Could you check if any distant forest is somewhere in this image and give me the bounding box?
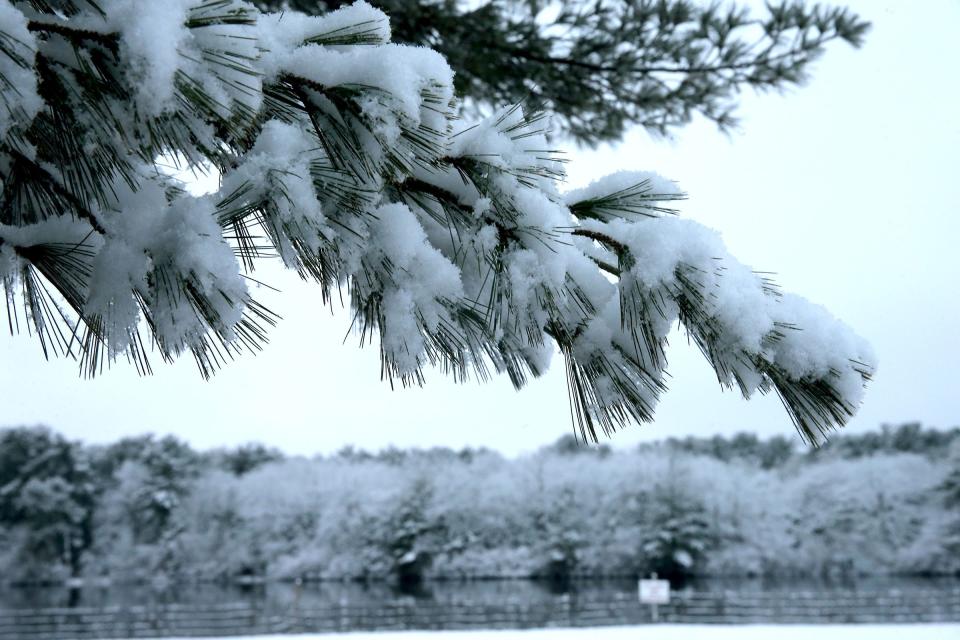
[1,423,958,587]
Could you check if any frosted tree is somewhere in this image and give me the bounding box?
[0,0,874,443]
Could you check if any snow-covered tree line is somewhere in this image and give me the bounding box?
[0,0,874,441]
[2,425,958,584]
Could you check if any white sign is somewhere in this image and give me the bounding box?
[638,579,670,604]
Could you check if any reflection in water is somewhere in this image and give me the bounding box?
[2,575,959,611]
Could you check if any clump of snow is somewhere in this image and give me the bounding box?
[86,232,151,355]
[256,2,453,184]
[257,0,391,80]
[361,202,464,374]
[89,178,246,355]
[147,192,247,350]
[450,106,564,195]
[769,293,877,403]
[0,241,17,279]
[103,0,194,116]
[280,44,453,125]
[597,216,775,358]
[0,215,97,249]
[218,120,331,266]
[100,0,262,119]
[564,170,682,206]
[187,2,265,117]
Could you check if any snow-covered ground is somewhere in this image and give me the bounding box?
[122,624,960,640]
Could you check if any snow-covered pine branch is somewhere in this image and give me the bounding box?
[0,0,874,442]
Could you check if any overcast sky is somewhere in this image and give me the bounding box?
[0,0,956,456]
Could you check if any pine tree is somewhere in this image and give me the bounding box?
[259,0,870,145]
[0,427,97,580]
[0,0,874,443]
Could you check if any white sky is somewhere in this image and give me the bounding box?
[1,0,957,456]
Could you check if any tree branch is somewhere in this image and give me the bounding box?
[497,34,844,76]
[27,20,119,51]
[571,228,627,254]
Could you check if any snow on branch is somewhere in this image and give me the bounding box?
[0,0,874,441]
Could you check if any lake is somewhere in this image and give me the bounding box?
[3,575,960,610]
